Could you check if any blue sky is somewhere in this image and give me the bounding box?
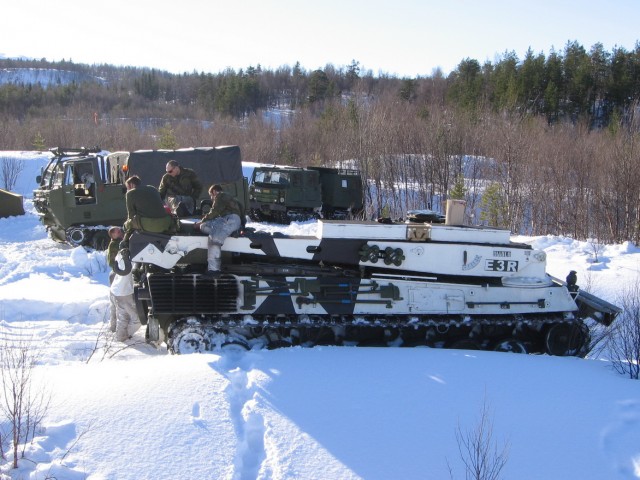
[2,0,638,77]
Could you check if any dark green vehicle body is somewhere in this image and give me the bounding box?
[107,146,248,217]
[309,166,364,220]
[33,147,126,249]
[248,165,364,224]
[33,146,248,249]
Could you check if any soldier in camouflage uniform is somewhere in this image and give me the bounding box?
[158,160,203,216]
[194,184,242,277]
[123,175,173,242]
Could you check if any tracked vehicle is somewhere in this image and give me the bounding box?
[248,165,363,223]
[33,146,247,249]
[123,206,619,356]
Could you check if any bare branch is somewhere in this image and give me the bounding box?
[450,394,509,480]
[0,156,25,191]
[0,332,51,468]
[608,279,640,379]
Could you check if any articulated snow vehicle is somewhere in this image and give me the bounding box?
[33,146,247,249]
[124,216,619,356]
[248,165,364,223]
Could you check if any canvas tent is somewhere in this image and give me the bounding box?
[0,189,25,218]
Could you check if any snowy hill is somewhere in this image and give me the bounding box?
[0,68,105,87]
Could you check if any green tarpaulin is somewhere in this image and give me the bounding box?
[0,188,25,218]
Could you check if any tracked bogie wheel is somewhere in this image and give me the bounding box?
[219,340,250,353]
[544,323,588,357]
[493,338,528,354]
[65,227,87,246]
[169,324,210,354]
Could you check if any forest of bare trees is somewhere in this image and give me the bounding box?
[1,40,640,243]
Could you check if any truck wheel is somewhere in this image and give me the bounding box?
[65,227,86,246]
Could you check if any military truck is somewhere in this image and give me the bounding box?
[33,146,248,249]
[248,164,364,224]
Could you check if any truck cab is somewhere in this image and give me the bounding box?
[249,166,322,223]
[33,147,127,249]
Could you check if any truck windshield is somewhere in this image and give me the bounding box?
[52,165,66,187]
[255,170,290,185]
[40,165,56,188]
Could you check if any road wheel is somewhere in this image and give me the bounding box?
[493,338,527,354]
[545,323,586,356]
[65,227,86,246]
[220,339,250,353]
[171,326,210,354]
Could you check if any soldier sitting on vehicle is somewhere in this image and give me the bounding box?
[158,160,203,217]
[122,175,174,244]
[194,184,243,278]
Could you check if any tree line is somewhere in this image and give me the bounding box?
[3,41,640,124]
[1,40,640,244]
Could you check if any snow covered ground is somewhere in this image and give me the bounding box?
[0,153,639,479]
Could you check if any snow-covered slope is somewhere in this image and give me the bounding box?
[0,68,105,87]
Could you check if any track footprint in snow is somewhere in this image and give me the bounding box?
[14,420,87,478]
[601,399,640,477]
[213,354,267,480]
[235,401,266,480]
[191,401,205,428]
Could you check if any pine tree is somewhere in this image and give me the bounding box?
[399,78,417,102]
[157,125,178,150]
[32,132,46,152]
[346,60,360,88]
[480,182,507,227]
[449,175,466,200]
[308,70,330,103]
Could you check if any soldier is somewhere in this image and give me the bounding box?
[194,184,242,278]
[123,175,173,244]
[158,160,202,216]
[106,226,124,333]
[110,247,142,342]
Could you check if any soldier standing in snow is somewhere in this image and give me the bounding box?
[158,160,202,216]
[106,226,125,333]
[110,248,142,342]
